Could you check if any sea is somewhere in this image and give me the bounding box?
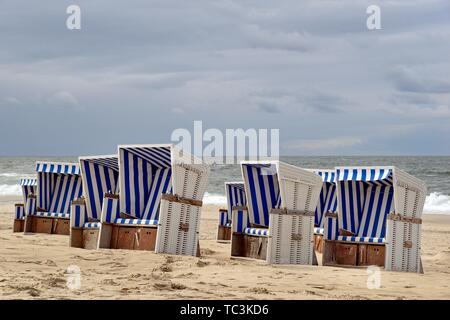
[1,156,449,214]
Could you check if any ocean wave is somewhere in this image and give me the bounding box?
[1,183,449,214]
[0,184,22,196]
[424,192,450,214]
[203,192,227,205]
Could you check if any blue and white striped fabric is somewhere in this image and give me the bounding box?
[36,162,80,175]
[219,209,228,226]
[71,202,87,228]
[337,236,386,244]
[48,175,83,215]
[83,222,101,229]
[80,156,119,220]
[336,167,394,242]
[141,168,172,221]
[114,218,158,226]
[314,227,324,234]
[36,162,82,216]
[33,212,70,219]
[244,227,269,237]
[314,170,337,232]
[20,178,37,207]
[25,196,36,216]
[324,215,339,240]
[232,208,249,233]
[15,205,24,220]
[225,182,246,223]
[101,196,120,224]
[242,163,280,227]
[119,147,172,221]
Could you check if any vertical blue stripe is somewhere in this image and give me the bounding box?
[257,170,269,226]
[123,150,131,214]
[246,165,260,225]
[133,155,140,216]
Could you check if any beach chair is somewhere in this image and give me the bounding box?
[311,170,337,253]
[24,162,82,235]
[231,161,323,265]
[13,178,37,232]
[217,182,247,241]
[70,155,119,249]
[99,144,210,257]
[322,166,426,273]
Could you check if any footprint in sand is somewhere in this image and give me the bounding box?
[248,287,273,295]
[196,260,209,267]
[101,279,119,286]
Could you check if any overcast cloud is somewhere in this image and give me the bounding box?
[0,0,449,156]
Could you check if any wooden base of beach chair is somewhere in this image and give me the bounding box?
[83,229,100,249]
[53,219,70,235]
[323,241,386,267]
[70,228,100,249]
[13,219,24,232]
[70,228,84,248]
[335,243,358,266]
[110,225,157,251]
[34,217,53,234]
[230,233,267,260]
[24,216,34,233]
[358,244,385,266]
[217,225,231,241]
[314,234,324,253]
[98,224,113,249]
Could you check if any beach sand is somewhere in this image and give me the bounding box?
[0,197,449,299]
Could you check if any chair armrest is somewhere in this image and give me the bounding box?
[231,206,249,233]
[70,198,86,228]
[100,193,120,223]
[14,203,24,219]
[25,195,36,216]
[218,209,228,226]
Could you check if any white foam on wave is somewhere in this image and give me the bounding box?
[0,184,22,196]
[203,192,227,205]
[1,182,449,214]
[424,192,450,214]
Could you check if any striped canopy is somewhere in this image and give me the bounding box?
[80,155,119,220]
[120,145,171,168]
[241,163,280,227]
[19,178,37,186]
[36,162,80,175]
[225,182,246,222]
[313,170,337,229]
[19,178,37,206]
[336,167,394,240]
[119,145,172,221]
[36,161,83,215]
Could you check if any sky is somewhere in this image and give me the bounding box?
[0,0,450,156]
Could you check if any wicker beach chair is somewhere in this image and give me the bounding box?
[322,166,426,273]
[13,178,37,232]
[217,182,247,241]
[24,162,82,235]
[70,155,119,249]
[231,161,323,265]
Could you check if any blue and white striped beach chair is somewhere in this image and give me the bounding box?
[231,161,323,265]
[322,166,426,273]
[99,144,210,256]
[24,162,82,235]
[70,155,119,249]
[311,169,337,252]
[217,182,247,241]
[13,178,37,232]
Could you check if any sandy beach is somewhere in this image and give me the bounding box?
[0,196,449,300]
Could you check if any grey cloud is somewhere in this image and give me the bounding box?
[0,0,449,155]
[390,66,450,94]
